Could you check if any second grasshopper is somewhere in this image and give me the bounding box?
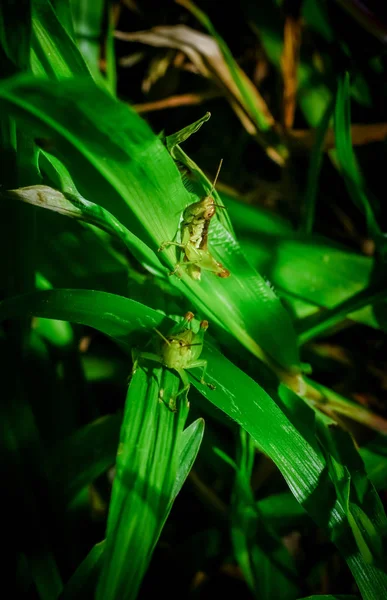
[158,160,230,281]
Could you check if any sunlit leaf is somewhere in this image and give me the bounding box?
[0,73,301,376]
[1,288,387,598]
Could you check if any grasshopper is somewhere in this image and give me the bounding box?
[158,160,230,281]
[132,312,215,409]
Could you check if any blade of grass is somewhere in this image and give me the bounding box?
[69,0,104,77]
[60,410,204,598]
[301,97,335,234]
[96,363,192,600]
[231,429,300,599]
[0,74,301,380]
[3,183,163,275]
[223,191,384,331]
[1,289,387,598]
[316,414,387,565]
[334,72,381,243]
[105,0,117,95]
[176,0,287,165]
[256,492,308,532]
[163,114,300,381]
[165,112,235,235]
[171,417,205,503]
[360,435,387,491]
[31,0,91,78]
[297,285,387,345]
[61,541,105,600]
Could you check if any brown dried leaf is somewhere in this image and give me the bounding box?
[133,89,221,113]
[281,16,302,129]
[288,122,387,151]
[115,25,285,164]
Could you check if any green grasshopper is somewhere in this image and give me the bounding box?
[132,312,215,409]
[158,160,230,281]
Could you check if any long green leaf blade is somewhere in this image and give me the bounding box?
[1,288,386,598]
[96,366,190,600]
[0,73,300,374]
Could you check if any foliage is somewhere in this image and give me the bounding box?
[1,1,387,599]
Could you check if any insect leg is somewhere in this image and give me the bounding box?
[158,241,185,253]
[174,368,191,398]
[188,359,216,390]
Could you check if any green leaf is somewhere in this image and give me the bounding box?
[297,285,387,344]
[231,429,300,599]
[3,182,163,275]
[164,117,300,375]
[1,289,387,598]
[0,73,300,373]
[166,111,211,151]
[105,0,117,95]
[61,541,105,600]
[256,492,308,532]
[360,435,387,491]
[166,117,235,235]
[225,191,385,331]
[31,0,91,78]
[316,419,387,564]
[69,0,105,78]
[96,366,191,600]
[171,417,205,503]
[334,73,381,243]
[302,98,335,234]
[58,412,204,598]
[302,0,334,42]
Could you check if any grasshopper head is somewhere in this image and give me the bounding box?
[201,196,216,220]
[183,196,216,222]
[161,329,195,370]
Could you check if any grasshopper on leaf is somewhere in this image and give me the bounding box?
[159,160,230,281]
[132,312,215,410]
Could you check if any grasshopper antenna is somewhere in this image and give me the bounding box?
[153,328,171,345]
[209,158,223,196]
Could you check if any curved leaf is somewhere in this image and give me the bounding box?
[0,73,300,375]
[1,288,386,598]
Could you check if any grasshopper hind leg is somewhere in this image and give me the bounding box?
[188,359,216,391]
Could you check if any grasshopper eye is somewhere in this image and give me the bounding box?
[203,206,216,219]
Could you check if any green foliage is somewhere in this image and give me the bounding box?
[1,1,387,599]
